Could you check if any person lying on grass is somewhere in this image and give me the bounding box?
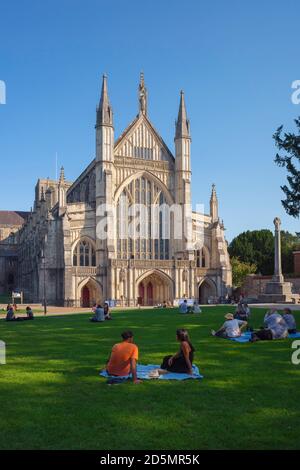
[105,330,141,384]
[211,313,247,339]
[149,329,195,377]
[251,310,288,342]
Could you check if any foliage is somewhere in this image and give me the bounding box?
[229,229,300,275]
[230,256,257,288]
[274,117,300,218]
[228,230,274,275]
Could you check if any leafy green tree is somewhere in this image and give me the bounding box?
[274,117,300,218]
[228,230,274,275]
[231,257,257,288]
[281,231,300,273]
[229,229,300,275]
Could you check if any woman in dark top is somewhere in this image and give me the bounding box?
[150,329,195,377]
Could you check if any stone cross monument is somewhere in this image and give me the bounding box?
[259,217,296,303]
[273,217,284,283]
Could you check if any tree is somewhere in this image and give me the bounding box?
[274,117,300,218]
[229,229,300,275]
[281,231,300,273]
[231,257,257,288]
[228,230,274,275]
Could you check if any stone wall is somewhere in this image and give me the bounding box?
[243,274,300,298]
[294,252,300,275]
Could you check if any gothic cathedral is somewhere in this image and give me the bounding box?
[15,74,232,306]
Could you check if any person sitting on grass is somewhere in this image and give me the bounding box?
[234,303,248,321]
[211,313,247,339]
[25,306,34,320]
[90,304,105,322]
[282,308,297,334]
[192,301,201,314]
[6,306,16,321]
[104,302,112,320]
[179,299,188,314]
[5,306,24,321]
[251,310,288,342]
[149,329,195,377]
[106,331,141,384]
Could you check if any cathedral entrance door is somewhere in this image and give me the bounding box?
[147,282,153,306]
[82,286,90,307]
[137,271,173,306]
[198,278,217,304]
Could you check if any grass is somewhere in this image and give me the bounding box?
[0,306,300,450]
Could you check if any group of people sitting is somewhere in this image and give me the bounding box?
[6,305,34,321]
[104,328,195,383]
[212,308,297,341]
[90,302,112,322]
[179,300,202,314]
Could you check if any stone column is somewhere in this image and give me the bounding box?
[273,217,284,283]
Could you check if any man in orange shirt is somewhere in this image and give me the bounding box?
[106,331,141,384]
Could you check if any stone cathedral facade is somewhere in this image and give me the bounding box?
[14,74,231,307]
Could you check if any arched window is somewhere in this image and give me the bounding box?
[116,175,170,260]
[73,239,96,267]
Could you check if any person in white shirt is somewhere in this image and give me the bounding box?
[192,301,201,314]
[251,310,288,341]
[211,313,247,338]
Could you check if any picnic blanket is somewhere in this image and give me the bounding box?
[99,364,203,381]
[220,331,300,343]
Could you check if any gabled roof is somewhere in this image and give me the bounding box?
[114,113,174,162]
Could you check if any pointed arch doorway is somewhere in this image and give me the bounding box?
[198,278,217,304]
[78,278,102,308]
[82,286,90,307]
[137,271,173,306]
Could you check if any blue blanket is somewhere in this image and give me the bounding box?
[99,364,203,380]
[223,331,300,343]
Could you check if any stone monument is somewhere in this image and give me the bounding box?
[259,217,296,303]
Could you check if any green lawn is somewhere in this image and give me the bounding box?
[0,306,299,450]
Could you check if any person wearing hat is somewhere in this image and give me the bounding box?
[211,313,247,339]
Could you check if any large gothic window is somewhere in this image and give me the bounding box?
[73,239,96,266]
[116,176,170,260]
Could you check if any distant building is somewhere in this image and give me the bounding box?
[0,211,29,295]
[3,75,232,306]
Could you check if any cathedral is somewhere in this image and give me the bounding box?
[2,74,232,307]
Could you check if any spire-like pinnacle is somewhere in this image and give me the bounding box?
[138,71,147,116]
[96,74,113,127]
[59,166,65,185]
[210,183,219,222]
[175,90,190,139]
[40,187,45,202]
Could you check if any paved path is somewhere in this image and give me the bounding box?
[1,302,300,319]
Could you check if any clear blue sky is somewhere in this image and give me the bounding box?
[0,0,299,241]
